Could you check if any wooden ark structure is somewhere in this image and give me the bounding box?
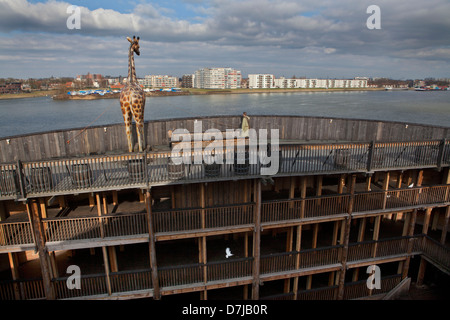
[0,115,449,300]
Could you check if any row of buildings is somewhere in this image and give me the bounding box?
[180,69,368,90]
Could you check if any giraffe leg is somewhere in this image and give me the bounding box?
[121,102,133,152]
[131,93,146,152]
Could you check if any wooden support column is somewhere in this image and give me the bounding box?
[199,183,207,300]
[337,174,356,300]
[365,174,372,191]
[299,176,307,219]
[101,246,112,296]
[416,258,427,286]
[352,217,367,281]
[416,208,432,285]
[284,226,293,293]
[329,221,340,286]
[243,232,249,300]
[402,210,417,279]
[395,172,404,221]
[382,171,390,216]
[146,190,160,300]
[306,224,319,289]
[29,200,55,300]
[89,193,95,207]
[441,206,450,245]
[8,252,22,300]
[372,216,381,257]
[252,179,261,300]
[108,246,118,273]
[292,225,302,299]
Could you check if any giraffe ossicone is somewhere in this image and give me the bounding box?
[120,35,146,153]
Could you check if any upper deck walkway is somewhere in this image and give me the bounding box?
[1,137,449,201]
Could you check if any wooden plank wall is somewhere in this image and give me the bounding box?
[0,115,448,163]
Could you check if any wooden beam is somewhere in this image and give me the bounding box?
[146,190,161,300]
[252,179,261,300]
[8,252,21,299]
[337,174,356,300]
[402,210,417,279]
[101,246,112,296]
[441,206,450,245]
[29,200,55,300]
[108,246,118,273]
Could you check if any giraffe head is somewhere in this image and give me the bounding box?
[127,35,140,56]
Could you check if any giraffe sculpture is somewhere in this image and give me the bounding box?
[120,36,146,152]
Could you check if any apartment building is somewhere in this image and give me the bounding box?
[274,77,368,89]
[194,68,242,89]
[248,74,275,89]
[142,75,179,88]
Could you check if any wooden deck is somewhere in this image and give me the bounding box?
[1,139,449,201]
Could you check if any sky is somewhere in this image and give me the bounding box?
[0,0,449,80]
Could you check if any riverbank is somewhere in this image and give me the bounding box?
[1,87,386,100]
[0,90,59,100]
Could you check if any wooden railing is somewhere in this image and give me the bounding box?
[1,139,448,201]
[0,221,34,246]
[264,275,402,300]
[260,245,342,275]
[53,273,108,299]
[261,195,350,223]
[153,203,254,234]
[343,274,402,300]
[347,236,412,263]
[416,235,450,272]
[1,236,447,300]
[158,257,253,289]
[1,185,449,249]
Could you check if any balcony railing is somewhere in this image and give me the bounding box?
[1,185,449,248]
[1,139,448,201]
[3,235,443,300]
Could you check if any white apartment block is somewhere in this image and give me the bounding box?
[194,68,242,89]
[274,77,368,89]
[143,75,179,88]
[248,74,275,89]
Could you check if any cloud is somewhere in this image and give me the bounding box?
[0,0,449,78]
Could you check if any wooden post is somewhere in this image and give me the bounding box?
[402,210,417,279]
[292,225,302,299]
[145,190,160,300]
[416,258,427,287]
[8,252,22,300]
[337,174,356,300]
[300,177,307,219]
[284,226,293,293]
[108,246,118,273]
[372,216,381,257]
[352,217,367,281]
[101,246,112,296]
[29,200,55,300]
[306,224,318,289]
[199,183,207,300]
[243,232,249,300]
[252,179,261,300]
[441,206,450,245]
[329,221,340,286]
[382,172,390,217]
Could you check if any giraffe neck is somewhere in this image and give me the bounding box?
[128,48,137,84]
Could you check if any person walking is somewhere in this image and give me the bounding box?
[240,112,250,137]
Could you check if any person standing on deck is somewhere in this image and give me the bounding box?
[240,112,250,137]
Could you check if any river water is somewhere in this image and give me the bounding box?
[0,90,449,138]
